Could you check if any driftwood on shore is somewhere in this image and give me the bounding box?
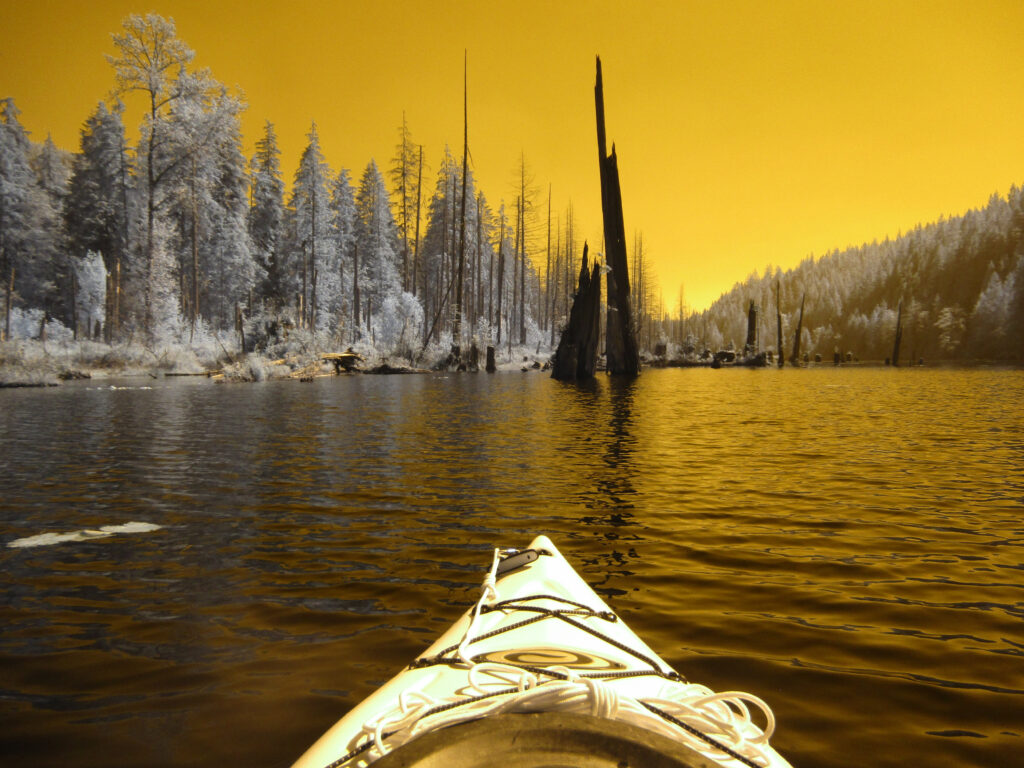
[551,243,601,380]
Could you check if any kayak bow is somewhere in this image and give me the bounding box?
[292,536,791,768]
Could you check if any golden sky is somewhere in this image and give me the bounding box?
[3,0,1024,311]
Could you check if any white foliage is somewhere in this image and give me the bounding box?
[75,251,107,333]
[372,291,423,356]
[5,307,73,342]
[972,270,1015,340]
[149,218,183,345]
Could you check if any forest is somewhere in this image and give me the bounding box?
[684,188,1024,363]
[2,13,1022,379]
[0,14,586,377]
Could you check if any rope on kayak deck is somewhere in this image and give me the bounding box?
[324,548,779,768]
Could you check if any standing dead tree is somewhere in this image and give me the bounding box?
[775,280,784,368]
[595,56,640,376]
[744,300,758,356]
[551,242,601,380]
[790,292,806,365]
[454,52,469,350]
[892,299,904,367]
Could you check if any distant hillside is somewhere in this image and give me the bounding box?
[697,186,1024,362]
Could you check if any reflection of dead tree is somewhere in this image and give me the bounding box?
[595,57,640,376]
[551,243,601,380]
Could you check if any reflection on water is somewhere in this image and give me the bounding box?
[1,368,1023,768]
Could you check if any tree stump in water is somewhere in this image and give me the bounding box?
[552,243,601,381]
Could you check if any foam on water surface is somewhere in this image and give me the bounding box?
[8,522,163,549]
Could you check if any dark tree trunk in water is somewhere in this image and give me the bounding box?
[892,299,903,367]
[775,281,784,368]
[552,243,601,381]
[595,57,640,376]
[485,345,496,373]
[790,292,806,365]
[745,299,758,355]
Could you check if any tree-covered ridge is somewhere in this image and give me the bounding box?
[698,187,1024,362]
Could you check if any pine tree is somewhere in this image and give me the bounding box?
[330,168,357,339]
[249,120,285,308]
[389,114,419,293]
[287,123,335,332]
[0,98,61,328]
[107,12,195,339]
[64,101,131,337]
[163,70,254,332]
[354,159,400,331]
[419,147,458,338]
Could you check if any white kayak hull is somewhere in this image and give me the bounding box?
[292,536,791,768]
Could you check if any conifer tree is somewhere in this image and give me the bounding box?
[287,123,335,332]
[64,101,131,337]
[355,159,400,330]
[389,115,419,293]
[249,120,285,308]
[164,70,254,332]
[107,12,195,339]
[330,168,357,338]
[0,98,61,328]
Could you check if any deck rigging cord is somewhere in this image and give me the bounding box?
[324,548,778,768]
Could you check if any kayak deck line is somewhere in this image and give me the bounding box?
[293,537,791,768]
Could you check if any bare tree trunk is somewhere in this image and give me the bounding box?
[104,268,113,343]
[595,57,640,376]
[519,177,527,346]
[488,215,494,332]
[71,266,78,340]
[550,222,560,348]
[235,302,245,352]
[545,185,551,336]
[790,292,806,364]
[353,243,360,340]
[401,114,409,293]
[144,96,157,341]
[310,264,318,333]
[892,299,904,367]
[745,300,758,355]
[511,197,519,346]
[300,241,307,330]
[190,163,199,342]
[475,190,483,331]
[496,214,505,344]
[115,258,121,338]
[117,127,129,339]
[552,243,601,380]
[412,144,423,298]
[454,53,469,348]
[311,178,318,330]
[775,280,784,368]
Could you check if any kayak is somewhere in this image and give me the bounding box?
[291,536,792,768]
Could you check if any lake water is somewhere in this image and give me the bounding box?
[1,366,1022,767]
